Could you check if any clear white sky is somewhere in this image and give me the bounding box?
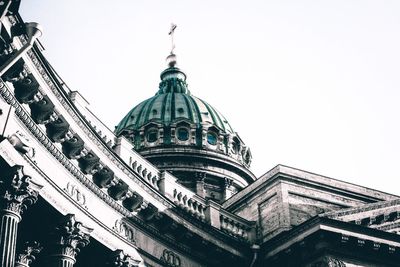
[20,1,400,195]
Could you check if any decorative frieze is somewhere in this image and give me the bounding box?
[113,219,136,244]
[0,81,133,217]
[23,50,169,205]
[8,130,35,158]
[160,249,181,267]
[64,182,87,209]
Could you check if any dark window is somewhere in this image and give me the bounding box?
[177,127,189,141]
[207,132,217,145]
[232,140,240,154]
[146,129,158,143]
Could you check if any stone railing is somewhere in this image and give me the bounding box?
[130,159,160,190]
[219,209,256,241]
[69,92,162,192]
[159,172,206,221]
[111,135,161,191]
[158,172,255,241]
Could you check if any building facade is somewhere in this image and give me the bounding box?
[0,2,400,267]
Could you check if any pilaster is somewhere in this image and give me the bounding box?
[205,200,221,229]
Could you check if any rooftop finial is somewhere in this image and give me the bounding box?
[166,23,178,67]
[168,23,177,55]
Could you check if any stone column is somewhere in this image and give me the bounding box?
[47,214,92,267]
[0,165,41,267]
[15,241,42,267]
[107,249,140,267]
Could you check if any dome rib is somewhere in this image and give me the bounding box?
[115,65,236,136]
[182,93,198,124]
[171,92,176,121]
[160,92,168,123]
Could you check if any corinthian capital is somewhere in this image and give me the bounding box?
[15,241,42,267]
[311,256,346,267]
[54,214,92,257]
[0,165,42,216]
[108,250,140,267]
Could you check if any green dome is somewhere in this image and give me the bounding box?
[115,67,233,135]
[114,54,254,202]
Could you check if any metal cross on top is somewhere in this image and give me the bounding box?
[169,23,177,54]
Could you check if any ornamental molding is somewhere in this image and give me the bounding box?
[113,219,136,244]
[29,49,174,207]
[24,48,172,208]
[8,130,36,159]
[322,198,400,219]
[160,249,181,267]
[125,215,195,256]
[64,182,87,209]
[0,81,132,217]
[0,139,17,165]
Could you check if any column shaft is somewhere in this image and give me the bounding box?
[47,252,76,267]
[0,208,21,267]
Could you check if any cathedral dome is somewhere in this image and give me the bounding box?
[115,54,255,202]
[115,67,234,142]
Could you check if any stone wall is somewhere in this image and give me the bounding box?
[225,165,399,243]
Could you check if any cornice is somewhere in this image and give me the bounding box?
[21,154,140,250]
[25,46,173,209]
[261,215,400,259]
[224,169,393,212]
[141,147,255,178]
[0,81,132,217]
[322,198,400,219]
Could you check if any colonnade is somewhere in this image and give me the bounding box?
[0,164,140,267]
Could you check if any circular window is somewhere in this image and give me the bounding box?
[146,129,158,143]
[207,132,218,145]
[177,127,189,141]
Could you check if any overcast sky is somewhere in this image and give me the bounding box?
[20,1,400,195]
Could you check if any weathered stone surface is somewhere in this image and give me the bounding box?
[226,165,399,242]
